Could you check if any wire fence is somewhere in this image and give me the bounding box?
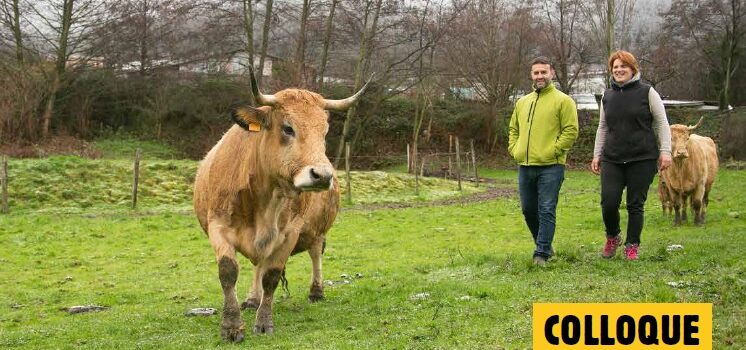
[0,139,480,212]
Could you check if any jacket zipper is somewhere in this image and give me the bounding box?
[526,93,540,164]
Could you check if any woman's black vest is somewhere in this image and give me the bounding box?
[601,80,659,163]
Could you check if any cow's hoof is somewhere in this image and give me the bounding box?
[241,298,260,310]
[253,323,274,335]
[221,322,245,342]
[308,293,325,303]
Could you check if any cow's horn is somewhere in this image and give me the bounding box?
[323,73,375,111]
[249,65,277,106]
[688,116,704,131]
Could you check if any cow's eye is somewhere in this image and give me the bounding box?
[282,125,295,137]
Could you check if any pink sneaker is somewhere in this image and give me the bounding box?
[602,235,621,258]
[624,244,639,260]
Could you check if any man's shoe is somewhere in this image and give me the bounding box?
[624,243,639,261]
[602,235,622,258]
[533,256,547,266]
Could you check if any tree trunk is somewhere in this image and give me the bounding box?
[41,75,60,139]
[605,0,614,88]
[10,0,24,65]
[295,0,312,86]
[243,0,254,60]
[719,0,742,111]
[41,0,74,139]
[333,0,382,169]
[139,0,149,76]
[317,0,339,92]
[257,0,274,86]
[411,5,430,170]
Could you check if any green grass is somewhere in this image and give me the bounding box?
[93,136,187,160]
[1,157,478,214]
[0,158,744,349]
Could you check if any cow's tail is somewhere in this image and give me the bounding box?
[280,268,290,297]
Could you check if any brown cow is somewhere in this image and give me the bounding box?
[193,68,369,341]
[660,117,718,226]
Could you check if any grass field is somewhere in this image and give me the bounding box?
[0,155,744,349]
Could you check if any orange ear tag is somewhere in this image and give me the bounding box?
[248,122,262,132]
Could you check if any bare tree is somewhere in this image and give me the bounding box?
[333,0,382,168]
[257,0,273,86]
[317,0,339,92]
[28,0,105,138]
[437,0,540,150]
[242,0,254,61]
[294,0,312,86]
[713,0,745,109]
[659,0,745,109]
[540,0,590,93]
[0,0,24,65]
[580,0,637,78]
[99,1,211,72]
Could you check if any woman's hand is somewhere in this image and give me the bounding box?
[591,157,601,175]
[659,152,672,171]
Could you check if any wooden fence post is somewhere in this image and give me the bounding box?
[470,139,479,187]
[455,137,462,191]
[419,154,426,177]
[448,135,453,178]
[132,149,141,209]
[465,151,471,179]
[414,147,420,196]
[345,143,352,204]
[406,143,410,173]
[1,156,8,214]
[420,156,426,184]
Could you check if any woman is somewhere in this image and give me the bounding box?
[591,50,672,260]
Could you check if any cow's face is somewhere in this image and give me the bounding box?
[670,117,703,160]
[233,91,334,192]
[670,125,692,160]
[234,67,369,192]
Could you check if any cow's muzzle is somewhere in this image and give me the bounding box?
[294,164,334,191]
[674,149,689,159]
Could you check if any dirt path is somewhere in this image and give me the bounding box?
[345,185,515,211]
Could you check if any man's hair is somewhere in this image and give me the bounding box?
[530,56,553,68]
[607,50,639,76]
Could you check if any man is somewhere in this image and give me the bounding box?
[508,56,579,266]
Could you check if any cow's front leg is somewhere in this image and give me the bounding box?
[672,194,683,226]
[308,238,325,302]
[217,254,244,342]
[254,266,282,334]
[692,187,706,225]
[253,218,303,334]
[209,217,245,342]
[242,266,262,310]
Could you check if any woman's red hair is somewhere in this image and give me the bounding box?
[608,50,639,76]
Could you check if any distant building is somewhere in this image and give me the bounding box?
[179,51,273,77]
[119,51,274,78]
[65,55,105,69]
[570,64,606,95]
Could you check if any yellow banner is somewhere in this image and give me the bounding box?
[533,303,712,349]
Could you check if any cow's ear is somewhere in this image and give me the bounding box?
[232,105,269,132]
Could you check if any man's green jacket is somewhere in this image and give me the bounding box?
[508,82,579,166]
